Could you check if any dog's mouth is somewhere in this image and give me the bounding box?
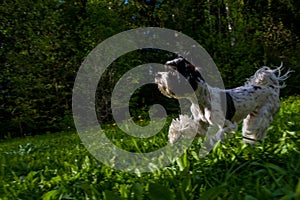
[165,64,179,75]
[158,85,176,98]
[155,62,197,98]
[154,71,178,98]
[166,64,176,70]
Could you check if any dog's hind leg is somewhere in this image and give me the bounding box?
[242,102,279,144]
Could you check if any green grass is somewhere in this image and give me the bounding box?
[0,96,299,200]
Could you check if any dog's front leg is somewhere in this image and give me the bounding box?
[168,117,183,144]
[168,115,199,144]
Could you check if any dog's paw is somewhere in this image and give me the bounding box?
[168,115,198,144]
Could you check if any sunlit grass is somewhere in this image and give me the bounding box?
[0,96,299,199]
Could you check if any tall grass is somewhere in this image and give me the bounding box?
[0,96,299,200]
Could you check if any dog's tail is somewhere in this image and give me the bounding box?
[245,63,294,88]
[271,63,294,88]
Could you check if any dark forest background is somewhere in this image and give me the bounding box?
[1,0,299,138]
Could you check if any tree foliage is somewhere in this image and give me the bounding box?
[0,0,299,138]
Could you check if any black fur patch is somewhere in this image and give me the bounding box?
[253,86,261,90]
[225,92,236,121]
[166,56,204,91]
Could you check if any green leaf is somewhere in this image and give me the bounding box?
[264,163,287,175]
[42,190,60,200]
[176,153,189,171]
[244,194,258,200]
[191,151,200,161]
[148,183,174,200]
[132,182,143,200]
[295,179,300,199]
[200,184,226,200]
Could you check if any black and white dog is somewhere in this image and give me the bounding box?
[155,56,292,145]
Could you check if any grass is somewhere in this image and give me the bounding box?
[0,96,299,200]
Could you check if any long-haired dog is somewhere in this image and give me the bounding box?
[155,57,292,145]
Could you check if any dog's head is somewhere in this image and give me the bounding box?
[155,56,204,98]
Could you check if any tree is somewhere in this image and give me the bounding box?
[0,0,126,137]
[0,0,299,138]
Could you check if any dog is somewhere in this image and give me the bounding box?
[155,56,292,145]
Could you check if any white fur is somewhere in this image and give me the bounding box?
[155,60,292,145]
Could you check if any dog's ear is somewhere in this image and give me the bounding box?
[186,63,196,71]
[187,63,204,82]
[194,69,205,82]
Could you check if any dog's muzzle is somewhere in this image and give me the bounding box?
[155,72,177,98]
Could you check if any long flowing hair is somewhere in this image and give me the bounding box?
[245,63,293,89]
